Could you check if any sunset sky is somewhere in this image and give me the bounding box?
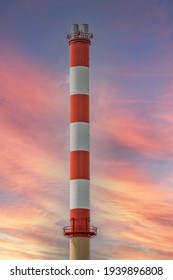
[0,0,173,260]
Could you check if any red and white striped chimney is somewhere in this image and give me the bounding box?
[63,24,97,260]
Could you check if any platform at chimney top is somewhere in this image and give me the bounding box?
[67,23,93,40]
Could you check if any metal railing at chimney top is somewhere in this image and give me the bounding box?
[67,32,93,39]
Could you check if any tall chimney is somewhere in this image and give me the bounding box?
[63,24,97,260]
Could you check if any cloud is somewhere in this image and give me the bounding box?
[89,75,173,259]
[91,174,173,259]
[0,45,69,259]
[1,30,173,260]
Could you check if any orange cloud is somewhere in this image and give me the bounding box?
[89,80,173,259]
[91,174,173,259]
[1,44,173,260]
[0,45,69,259]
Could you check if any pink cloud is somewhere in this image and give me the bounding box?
[91,80,173,161]
[89,78,173,259]
[1,42,173,260]
[92,173,173,259]
[0,45,69,259]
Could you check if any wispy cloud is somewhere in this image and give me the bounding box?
[1,0,173,260]
[0,45,69,259]
[90,74,173,259]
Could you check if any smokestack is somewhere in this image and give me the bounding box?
[63,24,97,260]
